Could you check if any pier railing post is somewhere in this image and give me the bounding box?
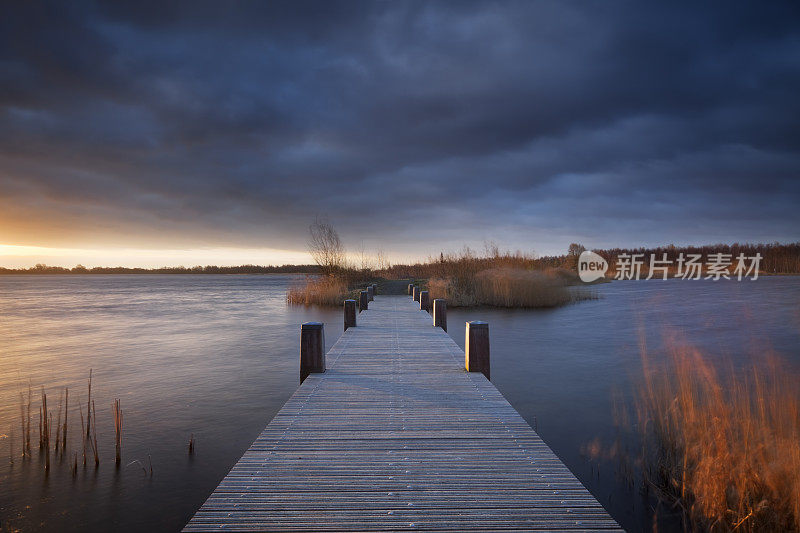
[367,285,374,302]
[419,290,430,313]
[433,299,447,331]
[371,283,378,296]
[413,286,420,302]
[407,283,414,295]
[359,290,369,312]
[300,322,325,383]
[465,321,490,380]
[343,299,356,331]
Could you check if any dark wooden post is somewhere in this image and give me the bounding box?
[300,322,325,383]
[367,285,374,302]
[433,299,447,331]
[413,286,420,302]
[343,299,356,331]
[407,283,414,295]
[371,283,378,296]
[465,321,490,380]
[419,290,430,313]
[359,290,369,312]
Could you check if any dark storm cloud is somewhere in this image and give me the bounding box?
[1,0,799,255]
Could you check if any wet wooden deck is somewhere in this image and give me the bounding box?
[184,295,620,531]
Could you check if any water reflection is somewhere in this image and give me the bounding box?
[1,275,798,532]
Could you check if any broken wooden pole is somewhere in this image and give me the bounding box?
[343,299,356,331]
[419,290,430,313]
[465,321,490,380]
[300,322,325,383]
[433,299,447,331]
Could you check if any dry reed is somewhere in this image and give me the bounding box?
[86,369,92,438]
[427,268,596,308]
[19,392,26,458]
[55,389,62,453]
[25,384,31,453]
[113,398,123,466]
[287,275,349,306]
[91,399,99,466]
[62,387,68,451]
[637,342,800,531]
[79,400,87,465]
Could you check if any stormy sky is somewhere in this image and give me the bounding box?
[2,1,799,266]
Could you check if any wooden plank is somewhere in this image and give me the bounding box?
[184,296,620,532]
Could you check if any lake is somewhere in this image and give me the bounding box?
[1,275,798,532]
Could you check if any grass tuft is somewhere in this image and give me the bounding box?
[637,342,800,531]
[287,276,349,306]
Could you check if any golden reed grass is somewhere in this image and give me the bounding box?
[287,275,349,306]
[427,268,597,308]
[637,339,800,531]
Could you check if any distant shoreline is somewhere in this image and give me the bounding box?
[0,265,321,275]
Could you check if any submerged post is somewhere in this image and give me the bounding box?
[465,321,490,380]
[300,322,325,383]
[359,290,369,312]
[433,299,447,331]
[367,285,374,302]
[413,286,420,302]
[407,283,414,295]
[343,299,356,331]
[419,290,430,313]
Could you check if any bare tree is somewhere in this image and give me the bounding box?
[356,241,373,272]
[375,249,390,271]
[567,243,586,256]
[308,216,345,275]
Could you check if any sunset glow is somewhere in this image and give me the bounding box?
[0,244,312,269]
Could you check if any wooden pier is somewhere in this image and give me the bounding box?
[184,294,621,531]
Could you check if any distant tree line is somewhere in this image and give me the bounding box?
[537,242,800,275]
[380,241,800,280]
[0,264,322,275]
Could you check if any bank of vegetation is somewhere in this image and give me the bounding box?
[640,348,800,531]
[585,341,800,531]
[286,219,594,308]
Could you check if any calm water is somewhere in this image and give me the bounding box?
[1,275,798,532]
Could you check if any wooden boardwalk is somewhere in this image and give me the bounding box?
[184,295,621,532]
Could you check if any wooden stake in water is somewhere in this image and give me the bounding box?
[112,398,123,467]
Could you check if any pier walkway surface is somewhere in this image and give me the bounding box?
[184,295,621,532]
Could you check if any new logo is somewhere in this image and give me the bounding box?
[578,250,608,282]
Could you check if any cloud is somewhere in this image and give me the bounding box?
[1,0,799,259]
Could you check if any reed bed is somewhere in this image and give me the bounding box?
[637,343,800,531]
[6,369,167,479]
[286,275,349,306]
[427,268,597,308]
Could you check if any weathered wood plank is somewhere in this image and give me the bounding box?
[184,295,620,532]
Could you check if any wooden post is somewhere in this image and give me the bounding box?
[359,290,369,312]
[343,299,356,331]
[419,290,430,313]
[367,285,374,302]
[412,286,420,302]
[433,299,447,332]
[465,321,490,380]
[300,322,325,383]
[407,283,414,295]
[371,283,378,296]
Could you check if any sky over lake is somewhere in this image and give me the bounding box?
[2,1,799,266]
